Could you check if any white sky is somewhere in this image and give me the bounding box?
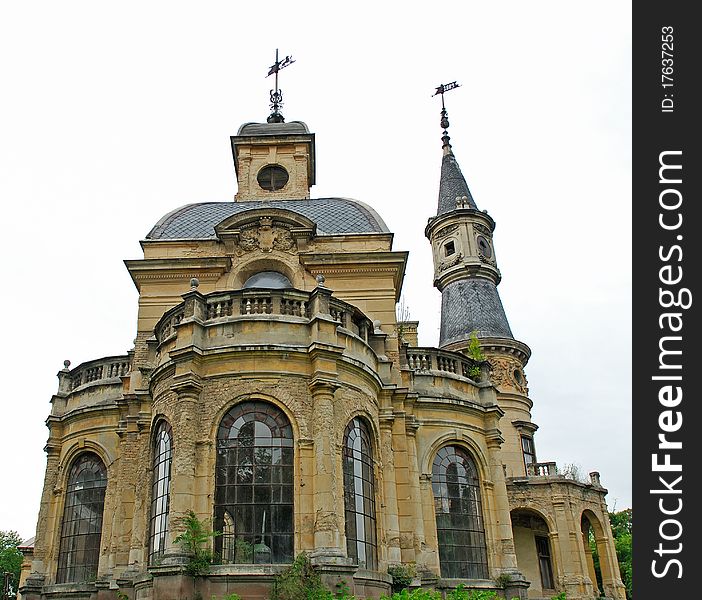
[0,2,631,539]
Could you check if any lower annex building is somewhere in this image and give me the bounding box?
[19,99,626,600]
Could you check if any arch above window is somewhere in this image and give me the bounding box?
[242,271,293,289]
[432,445,488,579]
[56,453,107,583]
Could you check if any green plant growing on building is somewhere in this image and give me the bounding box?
[174,511,220,577]
[465,330,486,379]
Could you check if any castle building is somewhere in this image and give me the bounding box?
[20,92,626,600]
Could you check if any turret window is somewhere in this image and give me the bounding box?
[444,241,456,257]
[432,445,488,579]
[257,165,289,191]
[476,235,492,259]
[522,436,537,473]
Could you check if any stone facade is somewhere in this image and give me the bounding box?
[20,115,625,600]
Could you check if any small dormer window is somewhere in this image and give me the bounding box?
[257,165,289,191]
[444,241,456,257]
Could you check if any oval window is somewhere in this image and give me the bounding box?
[476,235,492,258]
[257,165,289,191]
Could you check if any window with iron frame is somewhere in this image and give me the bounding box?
[149,420,173,564]
[342,417,378,570]
[432,445,488,579]
[214,401,294,564]
[56,453,107,583]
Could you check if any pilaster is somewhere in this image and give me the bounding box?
[308,379,347,563]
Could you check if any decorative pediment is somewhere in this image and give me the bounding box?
[214,208,317,255]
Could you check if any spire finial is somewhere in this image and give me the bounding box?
[433,81,460,150]
[266,49,295,123]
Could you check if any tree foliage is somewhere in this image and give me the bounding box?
[0,531,23,599]
[590,509,632,600]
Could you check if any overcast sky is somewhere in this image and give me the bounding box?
[0,2,631,539]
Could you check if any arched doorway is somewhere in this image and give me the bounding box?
[510,509,557,598]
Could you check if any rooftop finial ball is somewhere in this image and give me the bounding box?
[190,277,200,288]
[64,360,71,369]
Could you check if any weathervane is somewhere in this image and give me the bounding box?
[266,49,295,123]
[432,81,460,147]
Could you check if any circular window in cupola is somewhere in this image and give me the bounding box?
[476,235,493,259]
[257,164,289,191]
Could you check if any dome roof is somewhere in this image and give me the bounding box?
[146,198,390,240]
[236,121,310,136]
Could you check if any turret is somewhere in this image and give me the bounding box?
[425,88,536,478]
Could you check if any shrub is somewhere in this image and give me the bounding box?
[387,563,416,593]
[270,553,328,600]
[447,587,498,600]
[380,589,441,600]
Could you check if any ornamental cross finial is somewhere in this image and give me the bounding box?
[432,81,460,148]
[266,49,295,123]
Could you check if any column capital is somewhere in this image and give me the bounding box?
[171,374,203,399]
[308,377,340,396]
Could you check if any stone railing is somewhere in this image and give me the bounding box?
[156,305,185,343]
[69,355,132,390]
[526,461,558,477]
[155,288,375,345]
[405,347,480,381]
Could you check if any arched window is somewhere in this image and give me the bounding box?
[214,401,294,564]
[342,417,377,570]
[56,453,107,583]
[242,271,292,289]
[149,420,173,564]
[432,446,488,579]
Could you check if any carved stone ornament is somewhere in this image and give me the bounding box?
[214,208,316,256]
[235,219,297,256]
[473,222,491,236]
[438,252,463,272]
[435,223,460,239]
[489,356,528,393]
[478,250,496,265]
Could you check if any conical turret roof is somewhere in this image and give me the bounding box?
[437,148,477,215]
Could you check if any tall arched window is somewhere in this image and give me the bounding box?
[149,420,173,564]
[432,446,488,579]
[56,453,107,583]
[342,417,377,570]
[214,401,294,564]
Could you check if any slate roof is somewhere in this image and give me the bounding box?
[439,278,513,346]
[437,150,477,215]
[146,198,390,240]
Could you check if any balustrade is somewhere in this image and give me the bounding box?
[527,461,558,477]
[70,357,132,390]
[406,347,479,382]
